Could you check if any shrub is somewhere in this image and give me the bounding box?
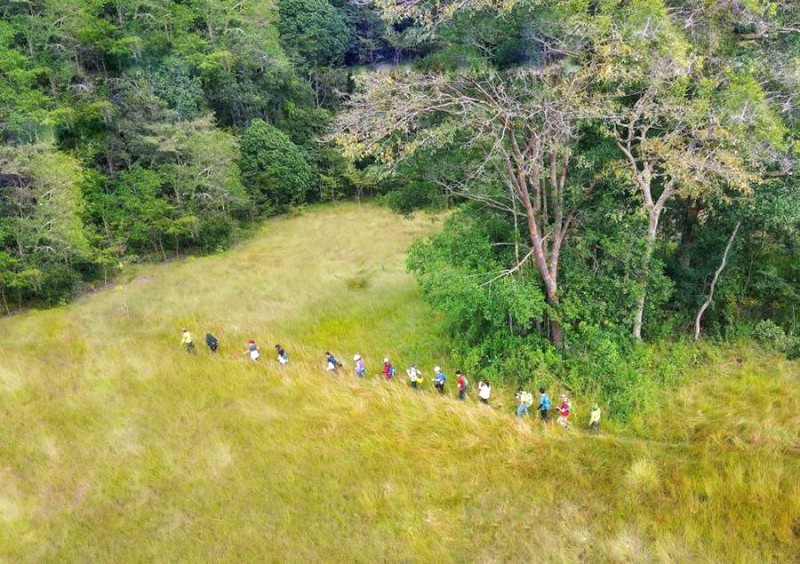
[752,319,787,349]
[785,337,800,360]
[39,263,82,306]
[196,213,236,253]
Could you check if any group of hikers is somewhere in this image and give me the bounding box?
[180,329,602,433]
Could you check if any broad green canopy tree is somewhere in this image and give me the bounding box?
[277,0,350,67]
[239,119,315,211]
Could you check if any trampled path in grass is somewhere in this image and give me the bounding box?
[0,204,798,561]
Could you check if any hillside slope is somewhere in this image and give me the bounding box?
[0,204,798,562]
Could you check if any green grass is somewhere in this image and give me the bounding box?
[0,203,798,561]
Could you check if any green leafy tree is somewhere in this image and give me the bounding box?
[277,0,350,67]
[358,0,793,343]
[0,21,53,143]
[0,144,93,304]
[239,119,315,211]
[596,1,787,338]
[141,115,248,215]
[0,0,387,310]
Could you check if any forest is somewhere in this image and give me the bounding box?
[1,1,798,399]
[0,0,403,307]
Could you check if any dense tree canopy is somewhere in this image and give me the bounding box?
[0,0,410,306]
[336,0,799,401]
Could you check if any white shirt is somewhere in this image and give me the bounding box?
[478,383,491,400]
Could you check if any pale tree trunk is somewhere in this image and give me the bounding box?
[694,221,740,342]
[633,210,659,339]
[632,178,675,340]
[521,185,564,346]
[1,290,9,315]
[513,147,579,347]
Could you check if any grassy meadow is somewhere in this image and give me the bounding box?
[0,203,798,562]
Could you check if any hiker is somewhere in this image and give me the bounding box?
[383,358,396,381]
[325,351,342,373]
[353,355,366,378]
[538,387,551,423]
[407,365,423,389]
[245,339,260,362]
[589,404,601,434]
[205,332,218,353]
[275,344,288,365]
[433,366,446,394]
[180,329,195,354]
[558,394,571,429]
[456,370,468,400]
[478,380,491,405]
[515,387,533,417]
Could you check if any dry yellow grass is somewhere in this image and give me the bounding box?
[0,203,798,562]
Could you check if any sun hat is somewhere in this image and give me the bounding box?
[353,354,361,361]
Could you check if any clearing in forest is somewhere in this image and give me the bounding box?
[0,204,797,561]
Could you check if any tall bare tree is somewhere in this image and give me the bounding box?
[337,67,596,345]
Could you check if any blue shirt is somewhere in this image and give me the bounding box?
[539,393,551,410]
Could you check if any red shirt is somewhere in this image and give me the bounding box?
[457,375,466,391]
[559,401,570,417]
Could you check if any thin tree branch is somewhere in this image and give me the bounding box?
[694,220,741,342]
